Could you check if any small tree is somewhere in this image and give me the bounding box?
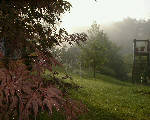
[80,23,108,78]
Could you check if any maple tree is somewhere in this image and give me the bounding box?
[0,0,87,120]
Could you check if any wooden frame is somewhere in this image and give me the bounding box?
[132,39,150,83]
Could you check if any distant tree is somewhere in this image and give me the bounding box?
[55,22,130,80]
[80,23,108,78]
[52,44,82,73]
[103,43,129,80]
[79,22,129,79]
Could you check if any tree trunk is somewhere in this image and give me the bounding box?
[93,47,96,78]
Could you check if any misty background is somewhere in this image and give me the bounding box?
[55,0,150,81]
[71,18,150,55]
[61,0,150,55]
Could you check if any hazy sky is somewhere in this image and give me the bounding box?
[61,0,150,32]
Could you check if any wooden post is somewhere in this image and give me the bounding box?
[147,40,150,65]
[132,39,135,83]
[132,39,150,84]
[133,39,136,63]
[147,40,150,82]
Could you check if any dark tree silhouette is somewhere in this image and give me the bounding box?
[0,0,87,120]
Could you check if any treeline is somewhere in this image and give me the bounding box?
[53,18,150,81]
[104,17,150,55]
[53,23,131,80]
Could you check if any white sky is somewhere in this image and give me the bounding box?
[61,0,150,33]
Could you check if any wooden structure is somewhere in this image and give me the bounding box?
[132,39,150,83]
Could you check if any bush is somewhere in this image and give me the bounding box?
[99,66,116,77]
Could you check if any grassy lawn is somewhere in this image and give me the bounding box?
[67,74,150,120]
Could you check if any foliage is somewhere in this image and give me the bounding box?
[102,43,129,80]
[100,66,116,77]
[55,22,130,80]
[103,18,150,80]
[0,0,87,58]
[0,58,86,120]
[53,45,81,72]
[0,0,87,120]
[80,23,108,77]
[79,23,129,79]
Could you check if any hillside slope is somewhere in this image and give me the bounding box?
[70,74,150,120]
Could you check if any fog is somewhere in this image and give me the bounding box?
[64,18,150,55]
[62,0,150,32]
[61,0,150,55]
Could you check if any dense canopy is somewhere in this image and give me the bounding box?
[0,1,87,120]
[0,0,86,59]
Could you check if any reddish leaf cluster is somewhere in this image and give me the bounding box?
[0,0,88,119]
[0,58,86,120]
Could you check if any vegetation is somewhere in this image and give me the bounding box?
[40,72,150,120]
[80,23,108,78]
[0,0,87,120]
[55,23,130,80]
[0,0,150,120]
[68,74,150,120]
[104,17,150,55]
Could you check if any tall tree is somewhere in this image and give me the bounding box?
[0,0,87,120]
[80,23,108,78]
[0,0,86,59]
[79,23,129,79]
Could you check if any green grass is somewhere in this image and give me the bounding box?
[67,74,150,120]
[42,71,150,120]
